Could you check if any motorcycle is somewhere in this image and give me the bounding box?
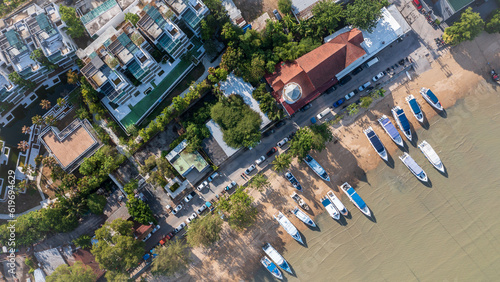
[492,69,500,85]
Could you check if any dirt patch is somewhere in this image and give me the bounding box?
[40,166,61,199]
[234,0,279,22]
[0,186,42,214]
[133,123,180,165]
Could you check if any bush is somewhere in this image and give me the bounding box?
[346,103,360,115]
[87,194,106,215]
[169,182,180,192]
[486,9,500,34]
[360,96,373,108]
[73,235,92,249]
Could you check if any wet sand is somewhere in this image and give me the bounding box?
[162,33,500,282]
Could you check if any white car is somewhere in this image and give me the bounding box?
[184,191,196,203]
[197,205,207,214]
[358,81,372,91]
[174,222,186,233]
[172,204,182,215]
[345,91,356,100]
[197,180,208,191]
[226,181,237,190]
[372,72,385,82]
[255,155,266,165]
[277,137,289,147]
[245,165,256,175]
[186,213,198,223]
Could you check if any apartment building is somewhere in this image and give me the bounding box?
[164,0,209,36]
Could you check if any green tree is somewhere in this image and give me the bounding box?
[30,49,44,62]
[218,188,258,230]
[8,71,34,88]
[44,115,57,126]
[312,0,345,37]
[87,194,106,215]
[272,153,292,173]
[278,0,292,14]
[59,6,86,38]
[126,198,156,225]
[346,103,360,115]
[67,70,79,84]
[248,173,270,191]
[186,214,223,247]
[220,46,243,71]
[56,98,66,107]
[124,12,140,26]
[60,173,77,191]
[360,96,373,108]
[486,10,500,33]
[72,235,92,249]
[289,125,331,159]
[152,240,190,276]
[443,7,484,45]
[123,180,138,195]
[346,0,383,32]
[46,261,96,282]
[92,219,144,277]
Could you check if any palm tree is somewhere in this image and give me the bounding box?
[272,152,292,173]
[42,156,57,169]
[21,125,32,134]
[56,98,66,107]
[17,141,29,152]
[32,115,44,126]
[40,99,51,109]
[44,115,57,126]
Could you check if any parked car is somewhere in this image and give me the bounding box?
[152,224,161,233]
[263,129,275,137]
[317,108,331,120]
[277,137,289,147]
[266,147,278,157]
[299,104,312,112]
[184,191,196,203]
[142,233,152,242]
[245,165,256,175]
[338,75,352,85]
[255,155,266,165]
[159,232,174,245]
[197,180,208,191]
[207,172,219,182]
[358,81,371,91]
[197,205,207,214]
[366,86,375,92]
[275,121,286,128]
[325,85,337,94]
[172,204,183,215]
[288,131,296,140]
[345,91,356,100]
[273,9,282,21]
[187,213,198,223]
[372,72,385,82]
[333,98,345,108]
[226,181,237,191]
[174,222,186,233]
[352,66,363,75]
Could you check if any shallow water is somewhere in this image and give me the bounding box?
[254,81,500,281]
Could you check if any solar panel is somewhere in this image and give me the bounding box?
[409,99,421,114]
[397,109,410,131]
[381,118,399,139]
[426,89,439,104]
[368,132,384,153]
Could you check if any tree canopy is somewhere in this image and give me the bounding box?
[217,188,258,230]
[272,152,292,173]
[125,12,140,26]
[486,9,500,34]
[152,240,191,276]
[278,0,292,14]
[46,261,96,282]
[59,6,86,38]
[443,7,484,45]
[288,124,333,159]
[211,95,262,148]
[346,0,384,32]
[248,173,271,191]
[126,197,156,225]
[312,0,345,37]
[186,214,223,247]
[92,219,144,279]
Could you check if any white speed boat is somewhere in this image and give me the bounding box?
[399,152,428,182]
[418,140,445,172]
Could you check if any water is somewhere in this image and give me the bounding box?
[254,82,500,281]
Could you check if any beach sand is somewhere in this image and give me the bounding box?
[154,33,500,282]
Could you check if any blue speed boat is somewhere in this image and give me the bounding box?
[261,256,283,280]
[399,152,428,182]
[263,243,293,274]
[291,206,316,227]
[378,115,404,147]
[420,88,443,111]
[274,211,303,244]
[391,106,412,141]
[340,182,371,217]
[303,154,330,181]
[406,95,424,123]
[285,171,302,191]
[364,126,387,161]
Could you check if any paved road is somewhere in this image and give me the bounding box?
[142,1,445,251]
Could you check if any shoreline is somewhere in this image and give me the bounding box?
[173,33,500,282]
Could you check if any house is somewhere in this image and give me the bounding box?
[133,222,154,241]
[265,29,366,116]
[70,249,106,281]
[222,0,247,28]
[34,248,67,276]
[0,4,77,103]
[291,0,337,21]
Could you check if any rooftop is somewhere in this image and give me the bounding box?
[205,119,239,157]
[166,139,208,176]
[291,0,339,20]
[34,248,67,276]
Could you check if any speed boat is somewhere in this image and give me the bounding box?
[392,106,412,141]
[363,126,388,161]
[406,95,424,123]
[263,243,292,274]
[399,152,428,182]
[291,206,316,227]
[303,154,330,181]
[378,115,404,147]
[261,256,283,280]
[285,171,302,191]
[340,183,371,217]
[420,88,443,111]
[418,140,445,172]
[274,212,303,244]
[320,194,340,220]
[327,191,349,216]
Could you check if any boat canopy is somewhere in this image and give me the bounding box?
[264,244,284,265]
[305,155,327,175]
[421,144,440,164]
[409,98,421,114]
[403,155,424,175]
[321,198,332,207]
[396,109,411,131]
[277,213,298,235]
[426,89,439,104]
[367,130,384,153]
[381,117,400,140]
[347,187,367,209]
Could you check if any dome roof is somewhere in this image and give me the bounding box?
[282,83,302,104]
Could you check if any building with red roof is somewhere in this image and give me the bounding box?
[265,28,366,116]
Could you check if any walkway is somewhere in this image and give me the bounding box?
[179,54,223,98]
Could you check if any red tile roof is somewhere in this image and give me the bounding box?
[72,249,106,281]
[265,29,366,115]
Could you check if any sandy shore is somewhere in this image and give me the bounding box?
[156,33,500,282]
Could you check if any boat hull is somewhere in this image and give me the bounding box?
[391,108,412,141]
[292,207,317,228]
